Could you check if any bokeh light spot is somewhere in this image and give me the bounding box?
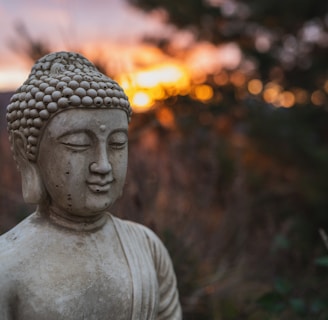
[263,82,283,106]
[193,84,214,101]
[294,88,309,104]
[156,107,175,129]
[230,71,246,87]
[248,79,263,95]
[324,80,328,94]
[311,90,326,106]
[213,71,229,86]
[279,91,295,108]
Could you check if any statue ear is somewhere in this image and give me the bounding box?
[12,131,46,204]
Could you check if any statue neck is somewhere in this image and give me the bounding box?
[41,205,109,232]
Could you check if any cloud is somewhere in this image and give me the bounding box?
[0,0,171,90]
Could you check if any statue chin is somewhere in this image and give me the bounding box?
[51,197,115,218]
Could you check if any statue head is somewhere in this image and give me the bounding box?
[6,52,132,216]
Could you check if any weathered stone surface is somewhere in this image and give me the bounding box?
[0,52,182,319]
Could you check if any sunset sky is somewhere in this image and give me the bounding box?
[0,0,244,111]
[0,0,173,90]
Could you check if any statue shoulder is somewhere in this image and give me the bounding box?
[0,212,43,269]
[111,216,166,253]
[0,212,38,242]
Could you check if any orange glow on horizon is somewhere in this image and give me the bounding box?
[117,62,191,112]
[0,69,29,91]
[0,35,246,115]
[0,40,243,114]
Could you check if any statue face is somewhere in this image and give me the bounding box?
[37,108,128,216]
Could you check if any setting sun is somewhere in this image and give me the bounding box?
[117,62,191,112]
[131,92,153,112]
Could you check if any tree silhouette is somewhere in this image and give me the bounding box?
[8,22,51,62]
[129,0,328,91]
[127,1,328,319]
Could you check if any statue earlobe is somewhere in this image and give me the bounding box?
[12,131,46,204]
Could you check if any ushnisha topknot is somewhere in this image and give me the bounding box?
[6,51,132,161]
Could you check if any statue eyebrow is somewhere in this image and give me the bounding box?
[56,128,128,140]
[109,129,128,136]
[57,129,89,140]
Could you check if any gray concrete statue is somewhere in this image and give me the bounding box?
[0,51,182,319]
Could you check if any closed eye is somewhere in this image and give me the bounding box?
[58,132,92,151]
[109,141,127,150]
[108,131,128,150]
[61,142,91,151]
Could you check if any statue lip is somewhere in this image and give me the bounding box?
[86,179,114,192]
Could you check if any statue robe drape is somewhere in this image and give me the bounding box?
[112,217,182,320]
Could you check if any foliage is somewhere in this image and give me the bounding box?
[257,274,328,319]
[128,0,328,96]
[122,1,328,318]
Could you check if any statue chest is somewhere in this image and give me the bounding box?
[13,232,134,319]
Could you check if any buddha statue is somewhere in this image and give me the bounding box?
[0,51,182,319]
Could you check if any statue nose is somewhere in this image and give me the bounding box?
[89,146,112,174]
